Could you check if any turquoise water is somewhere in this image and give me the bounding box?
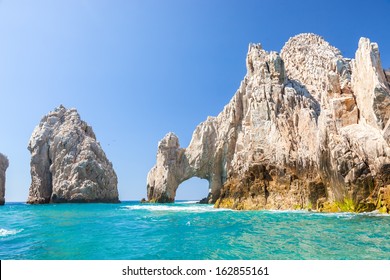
[1,201,390,260]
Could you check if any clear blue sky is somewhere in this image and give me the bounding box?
[1,0,389,202]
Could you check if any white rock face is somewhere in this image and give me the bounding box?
[352,38,390,131]
[147,34,390,212]
[0,153,9,205]
[27,106,119,204]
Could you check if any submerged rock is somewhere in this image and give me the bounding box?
[198,197,209,204]
[147,33,390,212]
[0,153,9,205]
[27,105,119,204]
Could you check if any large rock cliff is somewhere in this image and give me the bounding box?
[27,106,119,204]
[147,34,390,212]
[0,153,9,205]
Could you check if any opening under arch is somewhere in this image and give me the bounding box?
[175,177,209,202]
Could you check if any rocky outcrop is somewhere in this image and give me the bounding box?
[147,33,390,212]
[27,105,119,204]
[0,153,9,205]
[352,38,390,132]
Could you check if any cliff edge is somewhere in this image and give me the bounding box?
[27,106,119,204]
[147,34,390,212]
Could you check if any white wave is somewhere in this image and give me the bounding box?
[0,228,23,237]
[357,211,390,217]
[176,201,200,204]
[308,211,390,218]
[267,209,309,214]
[122,204,231,212]
[308,211,353,216]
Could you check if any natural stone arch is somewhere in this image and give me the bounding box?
[146,128,234,203]
[146,46,286,204]
[147,34,390,212]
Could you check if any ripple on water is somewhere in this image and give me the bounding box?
[1,202,390,259]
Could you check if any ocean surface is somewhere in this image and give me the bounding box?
[1,201,390,260]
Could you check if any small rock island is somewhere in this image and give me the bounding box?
[27,105,119,204]
[0,153,9,205]
[147,33,390,212]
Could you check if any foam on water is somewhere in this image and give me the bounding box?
[267,209,308,214]
[0,228,23,237]
[176,201,200,204]
[122,204,232,212]
[264,209,390,218]
[307,211,390,218]
[357,211,390,217]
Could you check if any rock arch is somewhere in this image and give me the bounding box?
[147,34,390,211]
[146,129,230,203]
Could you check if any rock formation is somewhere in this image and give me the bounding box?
[0,153,9,205]
[27,105,119,204]
[147,33,390,212]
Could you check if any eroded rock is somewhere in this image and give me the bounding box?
[352,38,390,130]
[0,153,9,205]
[147,33,390,212]
[27,105,119,204]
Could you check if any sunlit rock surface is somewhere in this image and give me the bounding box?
[27,106,119,204]
[147,34,390,212]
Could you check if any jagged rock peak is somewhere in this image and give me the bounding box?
[147,132,184,203]
[159,132,180,149]
[147,33,390,213]
[281,33,344,61]
[281,33,352,101]
[352,37,390,131]
[0,153,9,205]
[282,33,341,53]
[27,105,119,204]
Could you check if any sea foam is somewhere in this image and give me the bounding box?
[122,204,231,213]
[0,228,23,237]
[176,201,201,204]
